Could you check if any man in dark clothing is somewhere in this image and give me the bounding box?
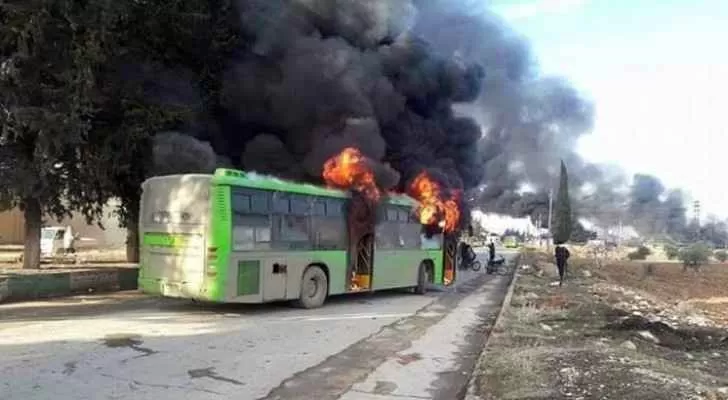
[460,242,476,268]
[554,243,570,285]
[487,241,496,264]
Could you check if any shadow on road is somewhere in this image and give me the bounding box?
[0,250,513,323]
[0,288,431,323]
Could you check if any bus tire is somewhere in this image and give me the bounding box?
[415,262,430,295]
[294,266,328,309]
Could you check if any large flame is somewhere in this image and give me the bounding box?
[322,147,380,200]
[408,171,461,232]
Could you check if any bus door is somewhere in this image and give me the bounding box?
[443,234,457,285]
[346,194,375,291]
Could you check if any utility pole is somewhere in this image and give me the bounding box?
[617,218,623,248]
[693,200,701,242]
[693,200,701,226]
[547,188,553,250]
[547,188,553,232]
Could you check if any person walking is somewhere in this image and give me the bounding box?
[459,241,476,269]
[487,240,496,264]
[554,243,570,285]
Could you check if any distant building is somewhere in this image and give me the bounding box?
[0,199,126,248]
[471,210,640,244]
[471,210,540,236]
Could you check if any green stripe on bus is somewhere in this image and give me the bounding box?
[143,232,201,248]
[209,184,232,301]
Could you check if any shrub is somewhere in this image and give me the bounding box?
[664,245,679,260]
[678,243,712,268]
[715,250,728,263]
[637,246,651,257]
[627,245,651,261]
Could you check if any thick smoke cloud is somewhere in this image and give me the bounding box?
[406,1,690,235]
[195,0,487,229]
[148,0,690,236]
[151,132,218,177]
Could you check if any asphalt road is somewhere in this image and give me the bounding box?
[0,249,517,400]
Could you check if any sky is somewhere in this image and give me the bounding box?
[488,0,728,218]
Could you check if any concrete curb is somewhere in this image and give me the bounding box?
[463,256,521,400]
[0,266,138,303]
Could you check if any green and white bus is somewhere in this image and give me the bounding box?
[138,168,455,308]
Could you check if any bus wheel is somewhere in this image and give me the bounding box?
[294,266,328,309]
[415,262,430,295]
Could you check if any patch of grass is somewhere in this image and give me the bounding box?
[478,345,556,399]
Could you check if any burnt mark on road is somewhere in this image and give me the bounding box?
[258,272,494,400]
[102,334,158,358]
[62,361,77,376]
[372,380,398,395]
[188,367,245,386]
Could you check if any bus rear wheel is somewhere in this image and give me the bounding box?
[294,266,328,309]
[415,262,430,295]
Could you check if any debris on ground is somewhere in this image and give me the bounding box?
[472,251,728,400]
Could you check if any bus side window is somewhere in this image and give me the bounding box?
[250,192,270,214]
[326,199,343,217]
[290,195,310,216]
[312,200,326,217]
[272,193,290,214]
[277,214,312,250]
[232,214,271,251]
[375,207,401,249]
[398,209,409,222]
[232,193,251,213]
[396,207,419,248]
[311,198,346,250]
[386,208,398,222]
[231,189,271,251]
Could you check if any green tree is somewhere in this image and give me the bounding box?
[0,1,112,268]
[679,242,712,270]
[627,245,651,261]
[552,160,572,244]
[82,0,239,262]
[664,244,680,260]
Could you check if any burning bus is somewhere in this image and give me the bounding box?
[137,148,461,309]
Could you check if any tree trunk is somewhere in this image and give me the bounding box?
[125,204,140,263]
[22,197,42,270]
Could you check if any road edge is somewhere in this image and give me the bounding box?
[0,266,138,303]
[463,255,521,400]
[259,269,493,400]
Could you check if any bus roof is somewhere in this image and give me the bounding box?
[208,168,418,207]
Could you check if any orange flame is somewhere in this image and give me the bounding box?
[444,268,454,286]
[408,172,461,232]
[322,147,380,200]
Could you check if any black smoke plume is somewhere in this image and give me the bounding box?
[146,0,690,236]
[157,0,489,230]
[410,1,692,236]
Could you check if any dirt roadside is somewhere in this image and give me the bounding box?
[471,252,728,400]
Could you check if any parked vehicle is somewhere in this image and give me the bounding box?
[503,235,519,248]
[17,226,80,263]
